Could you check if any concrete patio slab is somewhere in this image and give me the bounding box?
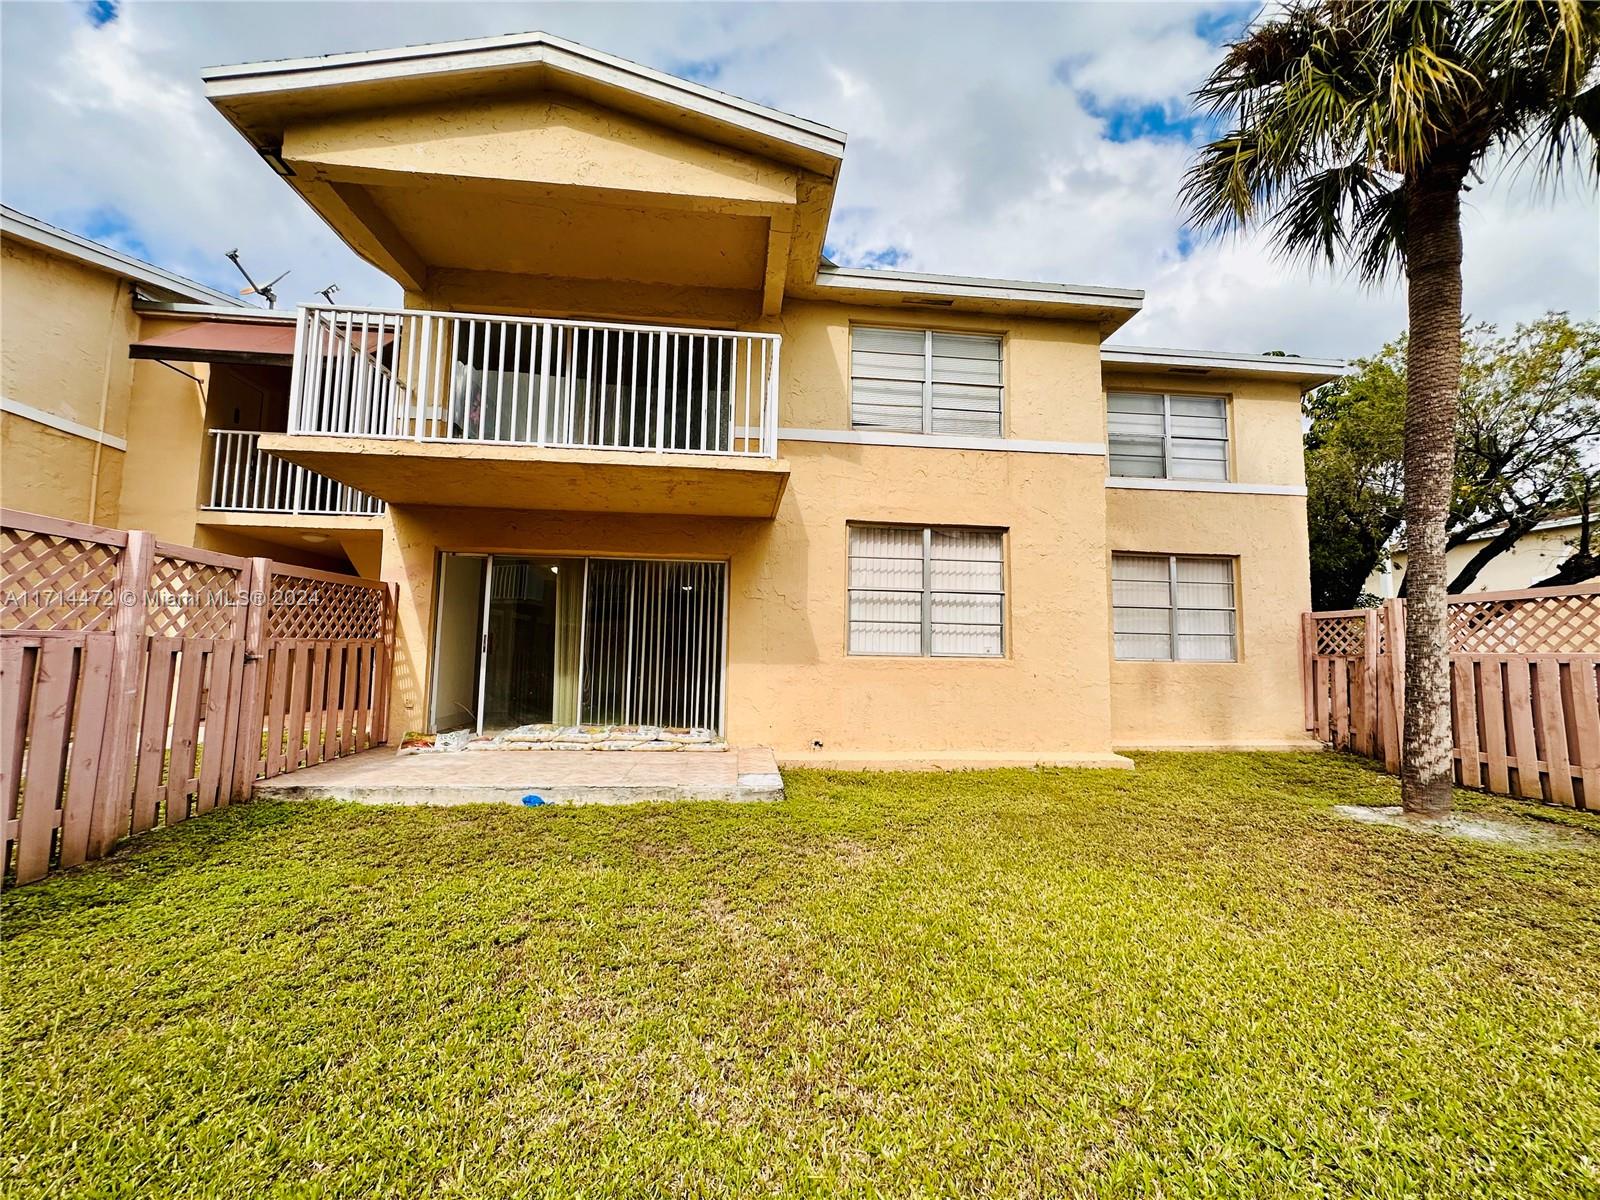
[254,746,784,807]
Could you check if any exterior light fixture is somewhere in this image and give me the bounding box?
[259,147,295,177]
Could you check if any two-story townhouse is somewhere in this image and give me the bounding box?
[4,32,1342,767]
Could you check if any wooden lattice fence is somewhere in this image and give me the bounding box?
[2,508,395,885]
[1303,583,1600,808]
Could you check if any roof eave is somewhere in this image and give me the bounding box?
[133,300,296,323]
[203,31,847,176]
[1103,345,1346,387]
[808,266,1145,329]
[1,205,244,307]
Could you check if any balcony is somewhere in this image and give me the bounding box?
[258,306,789,517]
[205,430,385,516]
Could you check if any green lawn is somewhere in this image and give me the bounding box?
[3,754,1597,1199]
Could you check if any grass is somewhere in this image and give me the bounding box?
[3,753,1598,1199]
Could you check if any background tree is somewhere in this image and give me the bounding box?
[1181,2,1600,816]
[1304,348,1406,609]
[1306,314,1600,607]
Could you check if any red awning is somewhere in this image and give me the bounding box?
[130,319,298,366]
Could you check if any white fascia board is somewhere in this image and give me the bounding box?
[1,205,244,307]
[203,31,846,169]
[1103,344,1346,384]
[132,301,295,323]
[815,266,1144,311]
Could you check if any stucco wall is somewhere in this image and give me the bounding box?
[0,415,122,525]
[1100,370,1313,747]
[0,236,139,524]
[381,445,1117,765]
[116,316,213,543]
[1104,489,1314,749]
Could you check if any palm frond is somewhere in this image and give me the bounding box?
[1349,182,1407,284]
[1178,0,1600,278]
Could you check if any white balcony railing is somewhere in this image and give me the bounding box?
[205,430,385,516]
[288,305,781,458]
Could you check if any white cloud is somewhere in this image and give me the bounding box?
[1,0,1593,362]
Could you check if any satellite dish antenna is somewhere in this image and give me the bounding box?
[224,248,289,308]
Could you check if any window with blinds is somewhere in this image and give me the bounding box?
[1112,554,1237,661]
[850,327,1004,436]
[848,525,1005,656]
[1107,392,1229,480]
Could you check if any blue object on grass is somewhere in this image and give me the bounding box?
[521,794,545,807]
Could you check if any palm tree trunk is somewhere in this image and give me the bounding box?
[1400,167,1466,815]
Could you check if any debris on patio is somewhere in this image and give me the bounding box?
[398,724,724,756]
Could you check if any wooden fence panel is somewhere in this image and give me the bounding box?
[2,509,395,886]
[1305,584,1600,809]
[57,635,114,869]
[251,563,394,784]
[1,634,118,885]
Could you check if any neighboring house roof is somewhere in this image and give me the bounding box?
[203,30,847,176]
[0,204,244,307]
[1389,512,1586,560]
[1102,345,1346,386]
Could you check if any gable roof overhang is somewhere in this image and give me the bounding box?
[203,32,846,315]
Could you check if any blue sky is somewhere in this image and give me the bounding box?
[2,1,1594,358]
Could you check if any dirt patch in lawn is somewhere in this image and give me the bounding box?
[1334,804,1598,850]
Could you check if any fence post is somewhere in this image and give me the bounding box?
[1300,612,1316,733]
[231,557,272,802]
[1361,608,1380,757]
[87,529,154,858]
[372,582,398,745]
[1384,598,1405,772]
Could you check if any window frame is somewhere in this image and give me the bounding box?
[847,523,1007,659]
[849,325,1006,437]
[1111,552,1239,662]
[1106,390,1231,481]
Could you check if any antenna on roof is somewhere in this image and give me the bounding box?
[317,283,341,305]
[224,248,289,308]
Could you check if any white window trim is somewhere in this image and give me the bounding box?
[1112,552,1239,663]
[1106,477,1305,496]
[1107,390,1230,482]
[850,326,1005,437]
[848,523,1006,658]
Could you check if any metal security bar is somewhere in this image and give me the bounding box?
[289,305,781,458]
[579,559,727,733]
[205,430,385,516]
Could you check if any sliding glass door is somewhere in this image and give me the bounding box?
[579,560,727,734]
[429,554,582,734]
[430,554,728,736]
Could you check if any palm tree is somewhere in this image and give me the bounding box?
[1180,1,1600,815]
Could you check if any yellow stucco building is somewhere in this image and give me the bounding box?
[1,32,1342,766]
